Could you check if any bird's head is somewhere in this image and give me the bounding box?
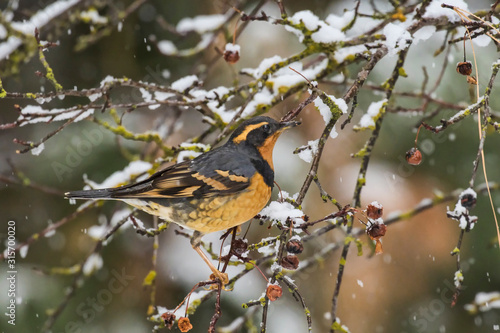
[229,116,300,167]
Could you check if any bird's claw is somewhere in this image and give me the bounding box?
[209,272,232,291]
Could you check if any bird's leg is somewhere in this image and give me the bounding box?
[191,231,229,287]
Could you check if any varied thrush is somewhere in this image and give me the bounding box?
[66,116,300,285]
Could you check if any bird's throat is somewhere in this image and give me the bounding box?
[257,132,281,170]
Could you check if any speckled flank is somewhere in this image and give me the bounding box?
[192,172,229,190]
[123,198,177,221]
[185,173,271,232]
[123,173,271,233]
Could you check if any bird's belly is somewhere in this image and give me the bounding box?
[123,173,272,233]
[123,198,178,222]
[185,174,272,233]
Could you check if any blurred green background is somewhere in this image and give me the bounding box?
[1,0,499,332]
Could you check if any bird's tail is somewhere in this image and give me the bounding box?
[65,188,114,200]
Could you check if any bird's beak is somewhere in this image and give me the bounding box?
[279,120,301,131]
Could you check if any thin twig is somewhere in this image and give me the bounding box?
[208,281,223,333]
[279,275,312,331]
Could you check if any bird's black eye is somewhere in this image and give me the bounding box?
[262,123,271,134]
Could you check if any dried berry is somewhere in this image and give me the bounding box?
[456,61,472,76]
[281,255,299,270]
[367,222,387,255]
[466,75,478,85]
[266,284,283,301]
[224,50,240,64]
[178,317,193,332]
[367,223,387,239]
[286,239,304,254]
[161,312,176,330]
[406,147,422,165]
[223,43,240,64]
[366,202,383,219]
[232,238,248,255]
[460,194,477,209]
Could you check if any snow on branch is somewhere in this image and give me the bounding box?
[1,1,500,332]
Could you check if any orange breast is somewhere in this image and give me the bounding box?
[185,173,271,233]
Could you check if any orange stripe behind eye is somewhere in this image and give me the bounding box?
[232,122,268,143]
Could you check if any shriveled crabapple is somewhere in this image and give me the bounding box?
[281,254,299,270]
[223,43,240,64]
[406,124,424,165]
[286,239,304,254]
[366,220,387,255]
[231,238,248,256]
[161,312,176,330]
[178,317,193,332]
[367,222,387,239]
[456,61,472,76]
[460,193,477,209]
[366,201,383,219]
[266,284,283,301]
[406,147,422,165]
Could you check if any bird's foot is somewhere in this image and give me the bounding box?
[208,271,232,291]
